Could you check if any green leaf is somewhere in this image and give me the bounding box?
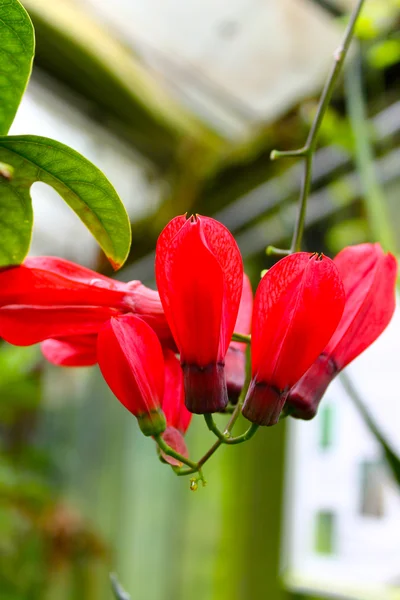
[0,0,35,134]
[0,135,131,268]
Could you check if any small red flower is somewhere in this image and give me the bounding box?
[97,314,166,436]
[242,252,345,426]
[155,214,243,414]
[287,243,398,419]
[0,256,173,347]
[225,273,253,403]
[160,349,192,466]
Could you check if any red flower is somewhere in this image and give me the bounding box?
[159,349,192,466]
[242,253,345,426]
[97,314,166,436]
[0,256,173,347]
[287,243,398,419]
[155,214,243,414]
[225,273,253,403]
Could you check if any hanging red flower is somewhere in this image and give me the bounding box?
[287,243,398,419]
[97,314,166,436]
[155,214,243,414]
[242,252,345,426]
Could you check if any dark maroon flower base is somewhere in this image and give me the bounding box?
[183,363,229,414]
[286,354,338,420]
[242,381,287,426]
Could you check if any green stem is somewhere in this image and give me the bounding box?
[270,147,309,161]
[291,0,365,252]
[204,413,259,445]
[204,413,230,442]
[231,332,251,344]
[266,246,291,257]
[176,439,222,476]
[154,434,204,481]
[225,399,244,433]
[270,0,366,253]
[175,392,248,476]
[224,423,259,445]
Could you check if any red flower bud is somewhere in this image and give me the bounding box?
[225,273,253,403]
[155,215,243,414]
[242,253,345,426]
[0,256,173,347]
[160,349,192,466]
[287,243,398,419]
[97,314,166,436]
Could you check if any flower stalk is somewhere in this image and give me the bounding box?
[270,0,366,254]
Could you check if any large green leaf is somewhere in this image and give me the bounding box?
[0,135,131,268]
[0,0,35,135]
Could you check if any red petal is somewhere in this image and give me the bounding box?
[156,216,224,365]
[41,335,98,366]
[226,274,253,402]
[325,243,397,368]
[225,347,246,403]
[24,256,120,286]
[97,315,165,424]
[234,273,253,332]
[199,216,243,356]
[252,253,345,390]
[162,349,192,434]
[159,426,189,467]
[230,273,253,352]
[286,354,337,420]
[0,264,127,308]
[0,305,117,345]
[155,214,243,364]
[124,281,175,348]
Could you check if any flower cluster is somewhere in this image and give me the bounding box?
[0,216,397,469]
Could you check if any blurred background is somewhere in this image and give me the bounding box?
[1,0,400,599]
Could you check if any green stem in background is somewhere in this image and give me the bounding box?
[344,53,397,254]
[270,0,366,254]
[340,372,400,488]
